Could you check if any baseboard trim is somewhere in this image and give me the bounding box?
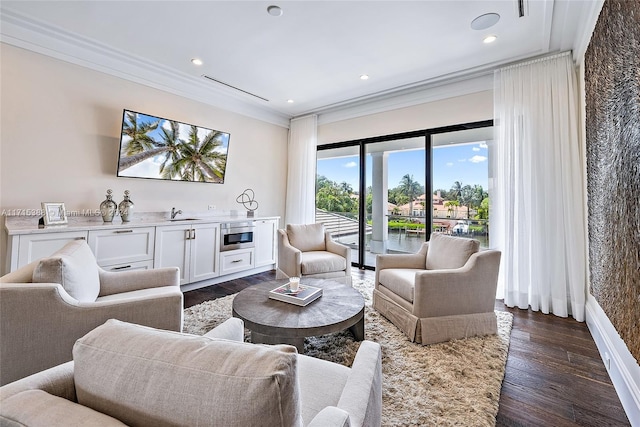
[585,295,640,425]
[180,265,275,292]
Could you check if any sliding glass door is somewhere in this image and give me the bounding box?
[364,137,427,267]
[431,127,493,248]
[316,145,361,264]
[316,120,493,269]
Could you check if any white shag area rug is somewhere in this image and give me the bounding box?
[184,278,513,427]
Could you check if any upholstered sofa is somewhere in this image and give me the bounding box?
[374,233,501,344]
[0,318,382,427]
[0,240,183,386]
[277,223,352,286]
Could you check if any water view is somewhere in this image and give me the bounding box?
[316,128,492,267]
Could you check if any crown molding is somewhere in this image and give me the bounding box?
[0,9,292,128]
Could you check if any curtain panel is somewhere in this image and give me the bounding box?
[285,115,318,225]
[492,52,587,321]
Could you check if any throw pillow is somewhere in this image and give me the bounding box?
[287,223,326,252]
[32,240,100,302]
[73,319,303,427]
[425,233,480,270]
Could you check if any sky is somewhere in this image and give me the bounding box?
[317,141,489,194]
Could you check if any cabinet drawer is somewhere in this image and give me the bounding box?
[88,227,155,267]
[101,260,154,272]
[219,249,254,275]
[17,231,88,267]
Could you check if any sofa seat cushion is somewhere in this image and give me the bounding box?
[301,251,347,275]
[32,240,100,302]
[378,268,423,303]
[287,223,326,252]
[73,319,302,427]
[297,353,350,426]
[0,389,127,426]
[425,233,480,270]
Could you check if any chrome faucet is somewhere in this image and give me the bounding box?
[171,207,182,219]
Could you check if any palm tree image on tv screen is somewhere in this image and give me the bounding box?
[117,110,230,183]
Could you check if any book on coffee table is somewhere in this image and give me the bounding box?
[268,283,323,306]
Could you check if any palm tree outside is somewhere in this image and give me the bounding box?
[399,174,423,219]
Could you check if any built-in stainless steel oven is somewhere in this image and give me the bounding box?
[220,221,255,252]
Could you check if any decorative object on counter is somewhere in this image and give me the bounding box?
[40,202,68,226]
[236,188,258,218]
[99,189,118,222]
[118,190,134,222]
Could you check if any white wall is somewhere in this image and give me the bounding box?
[0,44,289,274]
[317,90,493,145]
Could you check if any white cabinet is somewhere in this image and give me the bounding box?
[16,231,88,267]
[88,227,155,271]
[254,218,278,267]
[5,215,279,287]
[154,223,219,285]
[219,248,254,275]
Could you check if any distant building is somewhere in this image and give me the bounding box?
[396,191,474,220]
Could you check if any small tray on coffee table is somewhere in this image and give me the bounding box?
[268,283,323,306]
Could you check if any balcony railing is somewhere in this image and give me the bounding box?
[316,209,490,264]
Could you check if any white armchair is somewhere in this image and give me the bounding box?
[276,223,352,286]
[374,233,501,345]
[0,240,183,385]
[0,319,382,427]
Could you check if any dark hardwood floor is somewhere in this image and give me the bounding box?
[183,269,630,426]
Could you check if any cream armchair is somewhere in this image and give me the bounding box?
[0,240,183,385]
[0,319,382,427]
[277,223,352,286]
[374,233,501,345]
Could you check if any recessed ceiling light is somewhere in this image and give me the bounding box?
[483,35,497,44]
[191,58,203,66]
[287,99,294,103]
[267,5,283,16]
[360,74,369,80]
[471,13,500,30]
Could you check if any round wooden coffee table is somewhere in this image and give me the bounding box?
[232,278,365,352]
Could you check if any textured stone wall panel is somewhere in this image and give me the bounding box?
[585,0,640,364]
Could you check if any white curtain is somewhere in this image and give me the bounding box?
[285,115,317,225]
[492,52,587,321]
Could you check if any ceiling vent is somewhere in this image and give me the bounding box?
[202,75,269,102]
[517,0,528,17]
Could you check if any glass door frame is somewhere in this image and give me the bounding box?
[317,119,493,270]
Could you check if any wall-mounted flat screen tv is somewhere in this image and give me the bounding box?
[117,109,230,184]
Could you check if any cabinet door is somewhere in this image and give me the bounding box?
[254,219,278,267]
[88,227,155,268]
[17,231,88,267]
[190,223,220,283]
[154,225,191,285]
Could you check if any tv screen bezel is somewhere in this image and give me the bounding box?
[116,109,231,184]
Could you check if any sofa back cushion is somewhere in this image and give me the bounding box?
[287,223,326,252]
[32,240,100,302]
[73,319,302,427]
[425,233,480,270]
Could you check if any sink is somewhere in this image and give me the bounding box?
[168,218,199,222]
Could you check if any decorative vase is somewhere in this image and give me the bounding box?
[118,190,134,222]
[100,189,118,222]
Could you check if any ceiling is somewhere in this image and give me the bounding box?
[0,1,599,126]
